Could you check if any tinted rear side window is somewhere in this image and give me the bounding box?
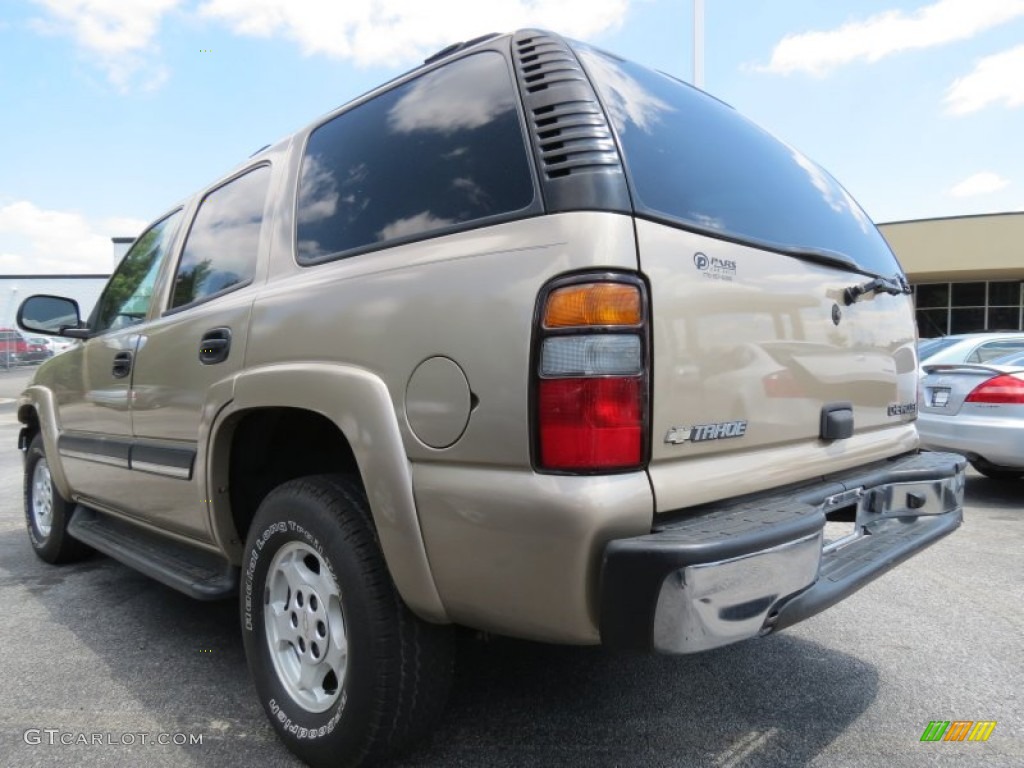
[296,52,535,263]
[575,45,901,277]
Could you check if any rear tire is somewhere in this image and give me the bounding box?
[241,474,453,768]
[971,462,1023,481]
[24,434,92,564]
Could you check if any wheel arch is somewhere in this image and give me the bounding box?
[17,401,40,443]
[16,388,73,499]
[207,363,448,623]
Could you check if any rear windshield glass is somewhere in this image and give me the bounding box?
[917,337,959,360]
[574,45,901,277]
[990,350,1024,366]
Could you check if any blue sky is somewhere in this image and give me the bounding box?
[1,0,1022,274]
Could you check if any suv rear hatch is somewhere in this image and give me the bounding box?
[576,44,920,512]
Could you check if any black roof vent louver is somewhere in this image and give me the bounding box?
[511,30,631,213]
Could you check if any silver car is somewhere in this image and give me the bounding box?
[918,349,1024,479]
[917,332,1024,372]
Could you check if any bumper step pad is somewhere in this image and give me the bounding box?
[770,511,960,631]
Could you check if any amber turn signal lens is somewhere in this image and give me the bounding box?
[543,283,642,328]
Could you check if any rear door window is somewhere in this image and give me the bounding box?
[296,52,535,263]
[170,165,270,310]
[574,44,902,277]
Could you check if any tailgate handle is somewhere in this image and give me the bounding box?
[820,402,854,441]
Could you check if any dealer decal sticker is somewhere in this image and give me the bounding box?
[920,720,996,742]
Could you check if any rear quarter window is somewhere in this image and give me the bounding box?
[296,52,535,264]
[574,44,901,277]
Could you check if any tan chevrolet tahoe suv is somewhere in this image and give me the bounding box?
[16,30,965,768]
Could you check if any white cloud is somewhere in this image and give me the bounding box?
[0,201,146,274]
[31,0,629,87]
[762,0,1024,77]
[945,44,1024,115]
[30,0,181,90]
[198,0,630,67]
[948,172,1010,198]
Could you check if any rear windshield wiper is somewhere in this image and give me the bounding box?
[779,245,861,274]
[843,274,911,305]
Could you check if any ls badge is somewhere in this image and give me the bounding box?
[665,420,748,445]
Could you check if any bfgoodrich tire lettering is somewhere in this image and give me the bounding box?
[24,434,92,564]
[241,474,453,768]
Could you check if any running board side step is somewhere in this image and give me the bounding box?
[67,506,238,600]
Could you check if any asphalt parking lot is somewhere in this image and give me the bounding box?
[0,367,1021,767]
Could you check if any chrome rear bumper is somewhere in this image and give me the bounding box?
[600,451,966,653]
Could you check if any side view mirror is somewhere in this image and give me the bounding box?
[17,295,89,339]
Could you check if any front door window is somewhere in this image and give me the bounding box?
[92,210,183,333]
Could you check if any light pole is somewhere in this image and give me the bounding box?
[693,0,705,88]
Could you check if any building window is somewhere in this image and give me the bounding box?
[913,281,1023,337]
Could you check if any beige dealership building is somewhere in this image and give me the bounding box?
[879,212,1024,338]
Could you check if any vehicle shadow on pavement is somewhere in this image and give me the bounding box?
[396,631,877,768]
[2,525,878,768]
[0,526,299,767]
[963,474,1022,511]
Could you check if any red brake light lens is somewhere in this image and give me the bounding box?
[965,374,1024,404]
[538,378,643,469]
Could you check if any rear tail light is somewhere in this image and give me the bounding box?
[534,276,648,472]
[965,374,1024,404]
[543,283,642,328]
[538,378,643,468]
[540,335,642,377]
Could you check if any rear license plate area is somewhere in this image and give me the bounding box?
[931,387,950,407]
[823,502,860,553]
